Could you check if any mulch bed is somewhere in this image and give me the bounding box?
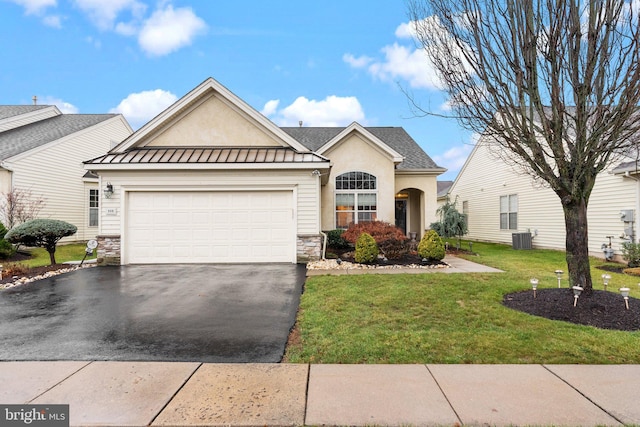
[331,249,448,267]
[0,264,71,285]
[503,288,640,331]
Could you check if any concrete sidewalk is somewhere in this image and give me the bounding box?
[1,362,638,426]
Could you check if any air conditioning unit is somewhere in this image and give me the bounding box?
[512,232,532,250]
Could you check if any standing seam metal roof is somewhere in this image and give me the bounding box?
[84,147,329,165]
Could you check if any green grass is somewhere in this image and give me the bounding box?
[285,241,640,364]
[15,243,96,267]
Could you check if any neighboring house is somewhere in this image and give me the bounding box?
[0,105,132,241]
[84,77,445,265]
[448,135,640,260]
[436,180,454,208]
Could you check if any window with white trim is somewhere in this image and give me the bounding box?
[89,189,99,227]
[335,171,377,229]
[500,194,518,230]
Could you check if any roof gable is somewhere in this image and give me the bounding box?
[113,77,309,153]
[0,114,119,161]
[314,122,404,163]
[282,125,444,170]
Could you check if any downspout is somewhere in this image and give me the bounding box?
[625,171,640,243]
[320,231,327,260]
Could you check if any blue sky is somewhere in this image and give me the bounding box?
[1,0,476,180]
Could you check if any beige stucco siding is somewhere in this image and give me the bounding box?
[97,169,320,238]
[450,139,637,259]
[319,133,396,230]
[5,116,131,241]
[143,94,284,148]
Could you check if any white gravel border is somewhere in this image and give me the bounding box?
[307,259,450,270]
[0,264,96,290]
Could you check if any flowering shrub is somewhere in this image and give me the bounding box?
[342,221,408,245]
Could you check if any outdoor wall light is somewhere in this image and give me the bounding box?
[104,182,114,199]
[572,286,584,307]
[554,270,563,288]
[602,273,611,291]
[530,278,539,298]
[620,287,631,310]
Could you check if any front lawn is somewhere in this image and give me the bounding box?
[285,241,640,364]
[18,243,95,267]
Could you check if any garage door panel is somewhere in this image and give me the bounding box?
[127,191,295,264]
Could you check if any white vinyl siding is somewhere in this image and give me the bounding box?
[449,137,638,259]
[5,116,131,241]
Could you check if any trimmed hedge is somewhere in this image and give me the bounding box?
[418,229,445,261]
[355,232,379,263]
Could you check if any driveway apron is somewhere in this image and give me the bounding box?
[0,264,305,363]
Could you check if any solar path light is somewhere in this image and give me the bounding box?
[620,287,631,310]
[530,278,539,299]
[572,286,583,307]
[554,270,563,288]
[602,274,611,291]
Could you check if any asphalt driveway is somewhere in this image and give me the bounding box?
[0,264,306,363]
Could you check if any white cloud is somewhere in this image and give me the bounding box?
[433,134,478,174]
[7,0,55,15]
[109,89,177,129]
[264,95,366,127]
[137,4,207,56]
[342,53,373,68]
[260,99,280,117]
[344,20,444,91]
[73,0,146,30]
[39,96,79,114]
[369,43,443,90]
[42,14,61,28]
[394,21,418,39]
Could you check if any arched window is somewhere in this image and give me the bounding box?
[335,172,377,229]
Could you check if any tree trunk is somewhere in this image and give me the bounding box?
[563,198,593,295]
[48,249,56,266]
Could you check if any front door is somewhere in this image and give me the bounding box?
[395,199,407,234]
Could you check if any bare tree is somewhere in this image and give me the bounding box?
[0,188,45,229]
[408,0,640,294]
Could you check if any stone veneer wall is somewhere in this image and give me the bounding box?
[97,234,322,264]
[97,235,121,266]
[297,234,323,263]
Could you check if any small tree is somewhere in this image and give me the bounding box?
[0,189,45,229]
[430,196,467,247]
[5,219,77,265]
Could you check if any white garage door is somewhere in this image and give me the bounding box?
[126,191,295,264]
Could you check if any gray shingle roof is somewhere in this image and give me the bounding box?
[0,114,116,160]
[281,126,443,170]
[437,180,453,197]
[0,105,50,121]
